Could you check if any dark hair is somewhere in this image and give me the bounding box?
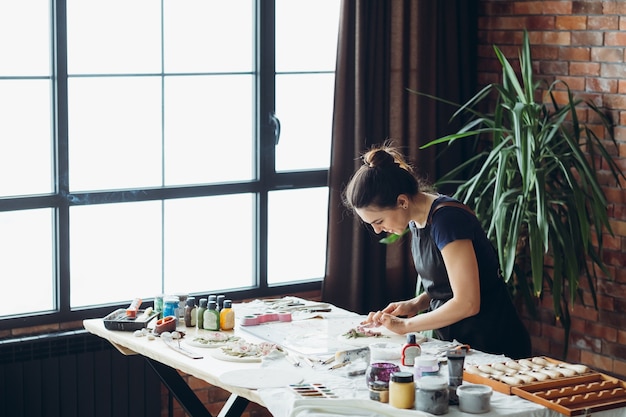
[343,142,427,211]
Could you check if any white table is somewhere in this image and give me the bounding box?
[83,298,625,417]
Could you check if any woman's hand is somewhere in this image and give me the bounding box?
[361,311,409,334]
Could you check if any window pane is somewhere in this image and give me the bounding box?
[276,0,340,72]
[68,77,163,191]
[0,80,53,197]
[163,0,253,73]
[70,201,162,308]
[275,74,333,171]
[268,188,328,284]
[164,75,254,185]
[66,0,161,74]
[0,209,54,317]
[164,194,255,295]
[0,2,50,76]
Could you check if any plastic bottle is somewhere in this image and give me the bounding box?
[196,298,207,330]
[401,333,422,366]
[219,299,235,330]
[216,294,226,312]
[163,295,179,318]
[414,355,440,380]
[203,300,220,331]
[184,297,197,327]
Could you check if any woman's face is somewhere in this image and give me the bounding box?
[355,203,408,236]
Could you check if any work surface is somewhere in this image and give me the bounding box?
[84,297,625,417]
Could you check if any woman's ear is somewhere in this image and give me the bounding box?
[397,195,408,209]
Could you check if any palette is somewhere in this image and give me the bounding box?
[289,383,338,398]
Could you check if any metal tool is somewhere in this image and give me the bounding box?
[162,337,203,359]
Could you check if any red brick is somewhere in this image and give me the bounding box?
[542,30,571,45]
[588,16,619,30]
[604,94,626,110]
[556,16,587,30]
[570,61,601,76]
[580,351,614,374]
[542,1,573,14]
[528,16,557,31]
[533,45,559,60]
[605,31,626,47]
[591,47,624,63]
[586,77,618,93]
[556,75,585,90]
[614,359,626,379]
[559,46,591,61]
[601,63,626,78]
[572,2,604,14]
[513,1,544,14]
[571,31,604,46]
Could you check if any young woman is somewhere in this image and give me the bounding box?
[343,142,531,359]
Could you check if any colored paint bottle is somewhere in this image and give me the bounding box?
[196,298,207,330]
[219,300,235,330]
[203,300,220,331]
[401,333,422,366]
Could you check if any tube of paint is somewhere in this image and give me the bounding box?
[446,349,466,405]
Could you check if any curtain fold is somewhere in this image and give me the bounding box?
[323,0,478,314]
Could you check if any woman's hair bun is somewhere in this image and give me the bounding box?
[362,148,396,168]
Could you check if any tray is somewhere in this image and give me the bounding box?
[463,357,594,395]
[511,373,626,416]
[103,308,159,331]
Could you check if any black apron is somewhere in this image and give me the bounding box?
[409,198,531,359]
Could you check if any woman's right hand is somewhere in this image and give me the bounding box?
[381,300,417,317]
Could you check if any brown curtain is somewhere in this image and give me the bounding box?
[323,0,478,314]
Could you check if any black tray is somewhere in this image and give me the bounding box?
[103,308,159,331]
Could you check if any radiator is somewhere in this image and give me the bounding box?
[0,330,161,417]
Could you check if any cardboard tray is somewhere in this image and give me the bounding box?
[511,373,626,416]
[103,308,159,331]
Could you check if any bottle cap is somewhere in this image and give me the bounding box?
[415,355,438,367]
[186,297,196,307]
[208,301,217,309]
[407,333,417,344]
[223,300,232,308]
[199,298,208,308]
[416,376,447,390]
[391,371,414,383]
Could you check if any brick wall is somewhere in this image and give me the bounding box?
[478,0,626,378]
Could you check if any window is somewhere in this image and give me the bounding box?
[0,0,339,326]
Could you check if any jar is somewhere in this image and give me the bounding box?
[389,371,415,409]
[365,362,401,386]
[368,380,389,403]
[414,355,439,379]
[415,376,449,415]
[457,384,492,414]
[162,296,179,318]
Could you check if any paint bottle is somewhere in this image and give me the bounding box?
[196,298,207,330]
[216,294,226,312]
[219,299,235,331]
[184,297,196,327]
[401,333,422,366]
[203,300,220,331]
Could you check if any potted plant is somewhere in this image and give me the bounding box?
[414,30,624,355]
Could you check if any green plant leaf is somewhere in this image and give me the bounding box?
[379,228,410,244]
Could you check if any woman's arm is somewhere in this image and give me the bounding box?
[366,239,481,334]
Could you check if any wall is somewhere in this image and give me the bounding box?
[478,0,626,378]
